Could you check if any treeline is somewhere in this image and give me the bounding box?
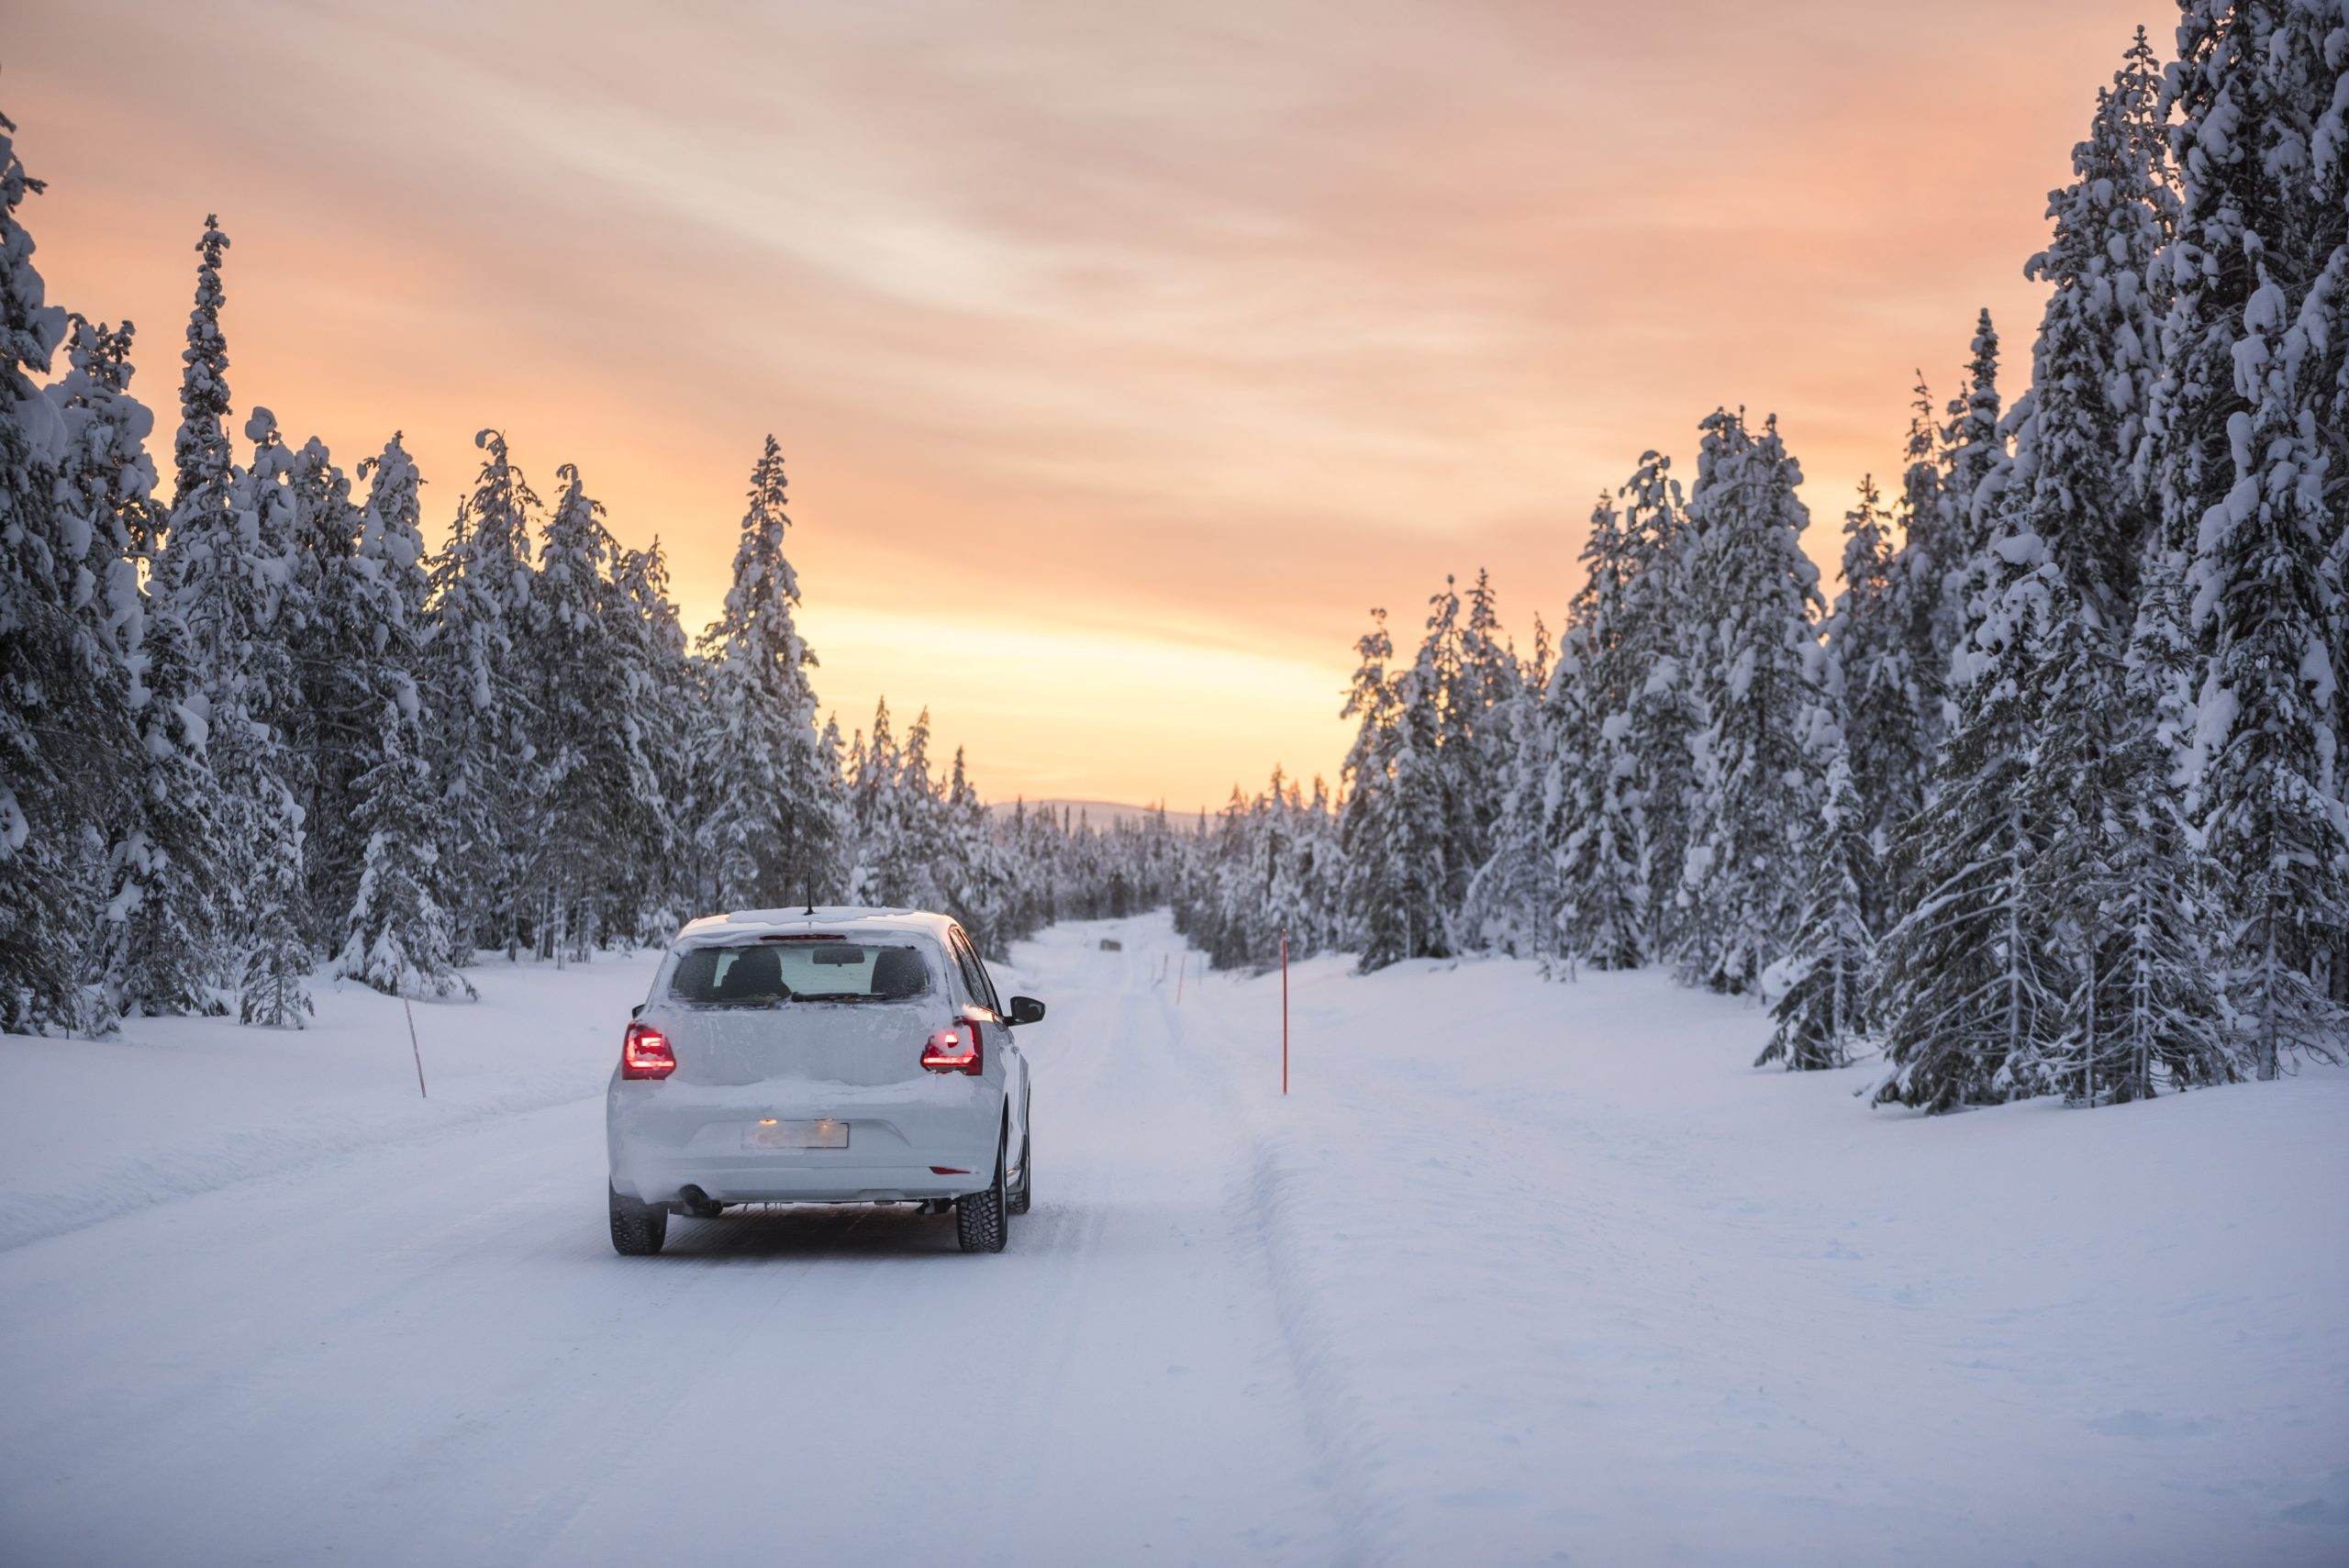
[0,126,1176,1032]
[1177,14,2348,1111]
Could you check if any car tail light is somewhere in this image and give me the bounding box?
[921,1019,983,1075]
[621,1020,675,1080]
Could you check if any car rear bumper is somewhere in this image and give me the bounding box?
[607,1076,1000,1204]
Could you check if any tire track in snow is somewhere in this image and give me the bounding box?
[1159,956,1397,1567]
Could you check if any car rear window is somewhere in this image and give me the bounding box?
[669,941,936,1005]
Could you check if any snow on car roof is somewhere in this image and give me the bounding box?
[674,906,959,944]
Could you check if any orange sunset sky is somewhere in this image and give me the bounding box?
[11,0,2152,812]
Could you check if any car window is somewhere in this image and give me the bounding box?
[951,930,1002,1016]
[670,941,935,1005]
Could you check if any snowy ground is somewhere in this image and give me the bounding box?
[2,913,2343,1567]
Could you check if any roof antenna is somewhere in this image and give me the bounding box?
[804,878,815,917]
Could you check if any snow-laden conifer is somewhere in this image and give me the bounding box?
[0,108,121,1032]
[2019,30,2176,636]
[615,535,696,936]
[695,436,842,909]
[1872,524,2066,1110]
[171,217,232,542]
[1335,611,1397,957]
[2025,574,2237,1103]
[338,699,470,998]
[526,463,661,960]
[1821,477,1919,929]
[1884,377,1954,778]
[1674,410,1829,994]
[221,411,314,1027]
[2153,0,2348,1073]
[1448,568,1523,903]
[1758,746,1873,1071]
[421,428,539,953]
[1544,494,1645,970]
[1940,312,2007,626]
[1613,452,1703,962]
[280,435,375,941]
[47,317,227,1019]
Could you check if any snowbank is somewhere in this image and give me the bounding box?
[0,952,658,1251]
[1181,943,2349,1566]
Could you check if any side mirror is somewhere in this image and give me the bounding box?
[630,1003,645,1019]
[1008,996,1047,1027]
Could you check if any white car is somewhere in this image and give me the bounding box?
[606,907,1041,1255]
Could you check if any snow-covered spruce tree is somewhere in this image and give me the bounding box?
[695,436,842,910]
[2151,0,2349,1073]
[526,464,661,961]
[884,706,950,912]
[849,697,947,910]
[50,312,231,1021]
[1871,526,2068,1110]
[1885,376,1954,777]
[421,428,539,955]
[1613,450,1703,962]
[1379,639,1454,963]
[224,411,314,1028]
[47,317,150,661]
[613,535,695,940]
[281,435,375,943]
[338,699,470,998]
[1197,785,1264,970]
[1408,578,1479,925]
[1336,609,1407,967]
[2021,29,2178,638]
[1462,628,1561,963]
[2025,574,2238,1103]
[311,432,435,962]
[1938,311,2008,651]
[1821,477,1919,930]
[1674,409,1830,995]
[940,745,1011,955]
[153,225,317,1024]
[1448,567,1524,915]
[0,113,136,1033]
[1291,774,1343,958]
[1213,767,1334,971]
[1759,745,1874,1071]
[1545,493,1646,970]
[106,580,225,1018]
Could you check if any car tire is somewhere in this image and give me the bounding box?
[609,1185,669,1256]
[1008,1132,1031,1216]
[956,1137,1009,1253]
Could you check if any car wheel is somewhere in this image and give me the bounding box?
[955,1137,1009,1253]
[1008,1132,1031,1216]
[609,1185,668,1256]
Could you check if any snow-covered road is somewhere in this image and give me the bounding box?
[0,918,1346,1566]
[3,913,2344,1566]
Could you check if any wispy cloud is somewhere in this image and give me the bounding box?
[10,0,2150,806]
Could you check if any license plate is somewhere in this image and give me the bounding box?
[746,1118,848,1151]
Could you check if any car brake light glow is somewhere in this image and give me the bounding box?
[930,1166,970,1175]
[621,1020,675,1080]
[920,1020,983,1075]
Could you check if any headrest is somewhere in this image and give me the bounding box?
[870,947,928,999]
